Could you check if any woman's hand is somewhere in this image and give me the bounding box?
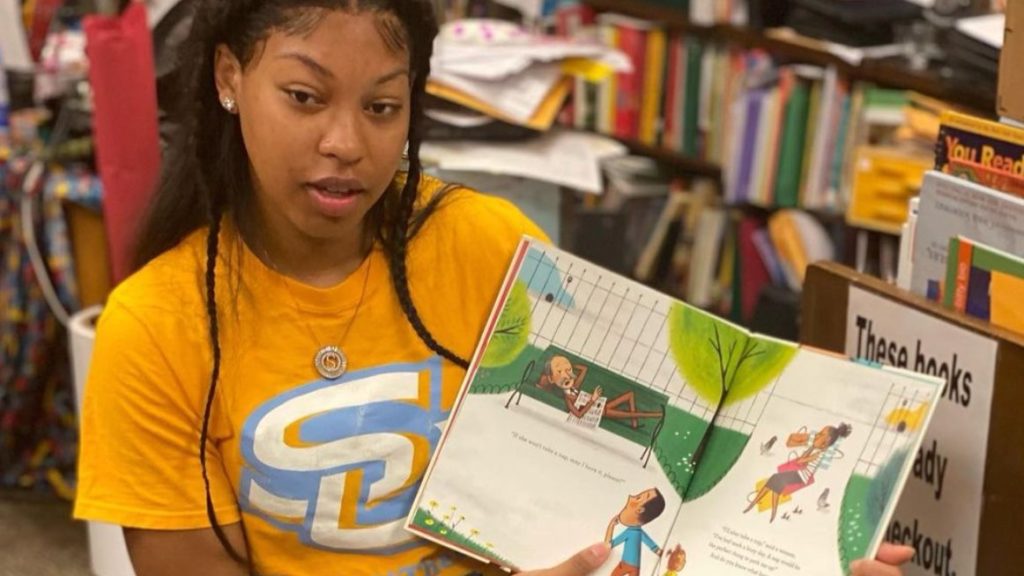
[518,543,611,576]
[851,543,915,576]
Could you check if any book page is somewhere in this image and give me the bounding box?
[409,239,758,574]
[659,348,942,576]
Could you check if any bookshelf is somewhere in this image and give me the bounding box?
[618,137,721,177]
[582,0,995,114]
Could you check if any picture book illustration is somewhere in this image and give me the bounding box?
[408,238,943,576]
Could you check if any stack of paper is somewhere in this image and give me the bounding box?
[421,129,626,194]
[428,18,629,132]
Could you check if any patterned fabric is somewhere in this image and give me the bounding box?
[0,148,93,497]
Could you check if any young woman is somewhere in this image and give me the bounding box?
[73,1,915,575]
[744,423,852,523]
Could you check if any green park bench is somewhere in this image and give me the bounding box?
[504,345,668,467]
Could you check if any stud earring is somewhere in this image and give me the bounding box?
[220,96,237,113]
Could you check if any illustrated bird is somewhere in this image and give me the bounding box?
[818,488,831,512]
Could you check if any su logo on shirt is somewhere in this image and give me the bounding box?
[239,357,449,554]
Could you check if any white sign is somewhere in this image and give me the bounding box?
[845,287,997,576]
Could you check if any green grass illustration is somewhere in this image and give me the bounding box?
[653,406,708,498]
[839,475,872,575]
[411,507,513,567]
[684,426,750,501]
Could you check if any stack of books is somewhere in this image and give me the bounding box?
[901,110,1024,338]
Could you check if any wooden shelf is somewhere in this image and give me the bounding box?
[582,0,995,113]
[617,138,722,178]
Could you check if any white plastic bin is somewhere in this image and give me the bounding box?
[69,305,137,576]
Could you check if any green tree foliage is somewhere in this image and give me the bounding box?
[668,304,796,405]
[481,281,532,368]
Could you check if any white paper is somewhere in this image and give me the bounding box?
[430,63,563,124]
[421,130,626,193]
[0,0,34,72]
[846,287,997,576]
[956,13,1006,49]
[433,39,630,81]
[434,19,630,81]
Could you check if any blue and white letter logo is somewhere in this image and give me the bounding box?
[239,358,447,553]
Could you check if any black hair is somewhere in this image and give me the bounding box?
[132,0,469,567]
[826,423,853,446]
[638,489,666,524]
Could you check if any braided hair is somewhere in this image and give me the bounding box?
[132,0,467,566]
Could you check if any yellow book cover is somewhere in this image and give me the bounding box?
[936,110,1024,197]
[640,28,666,146]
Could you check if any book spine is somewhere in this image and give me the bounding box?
[615,24,648,141]
[661,34,682,150]
[953,237,973,312]
[640,28,667,146]
[681,37,704,156]
[597,24,618,136]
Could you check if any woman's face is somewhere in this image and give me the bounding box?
[813,427,834,449]
[216,9,411,248]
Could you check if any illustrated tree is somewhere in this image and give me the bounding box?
[669,303,796,467]
[480,280,532,368]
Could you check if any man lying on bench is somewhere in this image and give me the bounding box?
[539,355,663,429]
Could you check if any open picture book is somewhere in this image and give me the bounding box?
[407,237,942,576]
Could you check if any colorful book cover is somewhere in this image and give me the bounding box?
[943,236,1024,335]
[408,238,943,576]
[911,170,1024,301]
[774,74,812,208]
[735,89,766,204]
[612,19,649,141]
[662,34,687,153]
[934,110,1024,198]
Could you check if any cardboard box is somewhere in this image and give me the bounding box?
[998,0,1024,121]
[65,201,112,308]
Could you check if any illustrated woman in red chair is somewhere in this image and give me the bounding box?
[744,423,852,523]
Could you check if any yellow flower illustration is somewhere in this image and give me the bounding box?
[425,519,435,526]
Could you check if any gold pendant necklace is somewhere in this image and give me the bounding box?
[262,248,373,380]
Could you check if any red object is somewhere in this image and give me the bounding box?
[737,217,772,323]
[27,0,63,60]
[614,22,647,141]
[84,2,162,284]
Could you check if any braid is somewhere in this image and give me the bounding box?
[384,0,469,370]
[387,110,469,369]
[200,199,249,567]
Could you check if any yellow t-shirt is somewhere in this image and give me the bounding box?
[74,178,546,576]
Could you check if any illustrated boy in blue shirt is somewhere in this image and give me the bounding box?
[604,488,666,576]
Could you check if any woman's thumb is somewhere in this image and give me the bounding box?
[535,542,611,576]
